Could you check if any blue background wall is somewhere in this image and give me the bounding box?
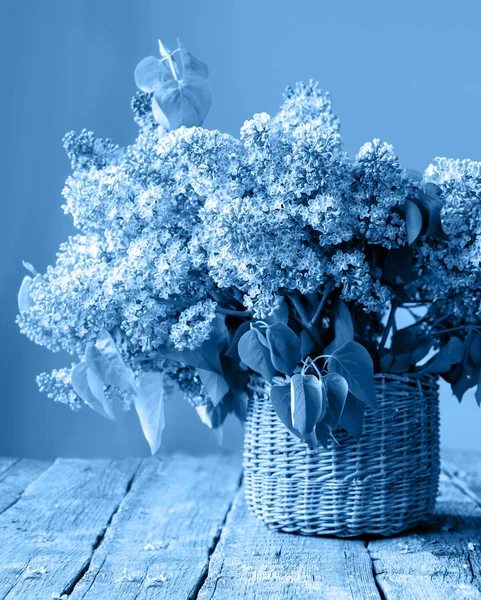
[1,0,480,458]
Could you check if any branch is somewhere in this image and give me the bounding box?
[288,292,322,348]
[290,291,311,326]
[378,301,398,353]
[217,307,252,317]
[308,280,334,328]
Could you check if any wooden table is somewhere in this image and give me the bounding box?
[0,449,480,599]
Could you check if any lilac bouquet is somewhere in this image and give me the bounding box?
[18,41,481,452]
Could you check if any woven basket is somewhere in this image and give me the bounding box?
[243,372,440,537]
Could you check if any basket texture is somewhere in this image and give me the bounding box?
[243,372,440,537]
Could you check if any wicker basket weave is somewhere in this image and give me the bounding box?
[243,372,440,537]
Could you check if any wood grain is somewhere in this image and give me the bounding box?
[0,458,51,513]
[197,490,381,600]
[67,454,241,600]
[0,452,480,599]
[0,459,50,514]
[367,454,481,600]
[442,448,481,507]
[0,458,140,600]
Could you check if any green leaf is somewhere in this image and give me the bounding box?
[476,372,481,407]
[389,328,432,366]
[325,299,354,354]
[339,392,365,440]
[22,261,37,276]
[238,328,276,382]
[405,199,424,245]
[383,247,415,286]
[18,275,32,314]
[412,337,434,364]
[177,41,209,79]
[270,383,300,438]
[328,341,377,409]
[469,335,481,366]
[135,41,212,129]
[380,352,394,372]
[225,321,251,361]
[197,368,229,407]
[134,371,166,454]
[85,330,138,396]
[422,337,464,373]
[322,373,348,430]
[134,56,166,93]
[266,323,300,376]
[452,363,478,402]
[315,422,330,449]
[391,328,418,355]
[151,97,170,129]
[389,354,417,373]
[290,374,326,442]
[421,183,449,241]
[221,351,249,383]
[300,330,316,359]
[154,75,212,129]
[196,400,229,430]
[228,389,248,423]
[71,362,115,421]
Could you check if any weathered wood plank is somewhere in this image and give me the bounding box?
[0,459,51,514]
[0,451,478,600]
[67,454,241,600]
[197,490,381,600]
[0,457,140,600]
[442,448,481,506]
[0,459,20,478]
[367,465,481,600]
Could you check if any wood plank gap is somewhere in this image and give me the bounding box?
[366,469,481,599]
[0,459,21,481]
[62,459,144,597]
[0,458,141,600]
[0,459,52,516]
[365,541,388,600]
[197,487,382,600]
[190,472,243,600]
[467,550,476,584]
[64,455,242,599]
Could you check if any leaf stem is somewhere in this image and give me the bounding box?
[217,307,252,317]
[158,40,179,81]
[308,280,334,328]
[289,292,323,347]
[379,301,398,352]
[290,291,310,325]
[434,326,481,335]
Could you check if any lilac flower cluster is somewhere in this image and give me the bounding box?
[197,83,408,317]
[37,367,81,410]
[415,158,481,324]
[18,79,481,431]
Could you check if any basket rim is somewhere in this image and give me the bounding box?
[248,370,438,392]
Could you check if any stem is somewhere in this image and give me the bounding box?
[379,301,398,352]
[434,326,481,335]
[308,280,334,328]
[158,40,179,81]
[290,291,311,325]
[288,292,322,348]
[307,361,323,379]
[217,307,252,317]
